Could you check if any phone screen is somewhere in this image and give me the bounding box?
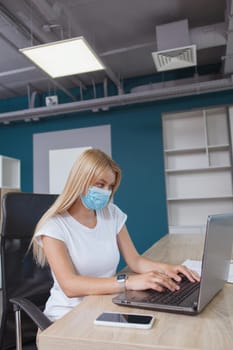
[94,312,155,328]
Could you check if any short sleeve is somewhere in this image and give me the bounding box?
[107,203,127,234]
[34,215,66,247]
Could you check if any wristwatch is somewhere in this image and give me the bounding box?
[116,273,128,290]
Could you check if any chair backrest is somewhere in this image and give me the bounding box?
[0,192,57,350]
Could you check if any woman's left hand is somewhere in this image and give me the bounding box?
[156,263,200,283]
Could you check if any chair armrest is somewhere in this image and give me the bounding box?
[10,297,52,331]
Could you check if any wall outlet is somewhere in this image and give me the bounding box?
[45,95,58,106]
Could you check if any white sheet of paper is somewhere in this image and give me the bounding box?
[182,259,233,283]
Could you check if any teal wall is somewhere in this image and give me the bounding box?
[1,83,233,269]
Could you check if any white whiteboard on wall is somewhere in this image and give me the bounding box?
[49,146,91,194]
[33,125,111,193]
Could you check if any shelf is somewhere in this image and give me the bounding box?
[164,147,206,154]
[208,144,229,151]
[164,144,229,155]
[0,156,20,188]
[167,195,233,201]
[165,165,231,174]
[168,195,233,231]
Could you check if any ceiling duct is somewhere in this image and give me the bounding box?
[152,19,197,72]
[0,74,233,123]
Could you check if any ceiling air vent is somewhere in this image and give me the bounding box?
[152,45,197,72]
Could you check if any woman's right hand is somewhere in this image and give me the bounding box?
[125,271,180,292]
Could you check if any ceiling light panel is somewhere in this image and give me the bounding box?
[20,37,105,78]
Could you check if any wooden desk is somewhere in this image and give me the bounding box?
[38,234,233,350]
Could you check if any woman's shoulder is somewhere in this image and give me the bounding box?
[40,212,68,229]
[35,212,70,241]
[101,202,126,218]
[107,202,122,212]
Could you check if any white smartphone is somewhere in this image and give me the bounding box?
[94,311,155,329]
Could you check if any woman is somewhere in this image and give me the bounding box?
[33,148,199,321]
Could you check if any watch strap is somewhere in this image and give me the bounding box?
[116,273,128,290]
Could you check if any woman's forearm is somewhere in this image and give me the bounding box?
[61,275,122,298]
[129,255,163,274]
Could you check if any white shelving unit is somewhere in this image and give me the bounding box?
[0,155,20,189]
[162,106,233,233]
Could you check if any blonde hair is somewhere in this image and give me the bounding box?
[32,148,121,266]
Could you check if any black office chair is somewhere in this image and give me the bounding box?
[0,192,57,350]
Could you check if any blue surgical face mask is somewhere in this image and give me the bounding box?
[80,186,112,210]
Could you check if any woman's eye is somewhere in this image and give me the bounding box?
[95,183,103,188]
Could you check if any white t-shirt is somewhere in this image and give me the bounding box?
[35,203,127,321]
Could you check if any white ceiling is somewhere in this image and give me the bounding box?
[0,0,231,103]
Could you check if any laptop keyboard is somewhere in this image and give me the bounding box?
[145,277,200,306]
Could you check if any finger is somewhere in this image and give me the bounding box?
[167,272,182,282]
[151,274,179,292]
[157,269,181,283]
[190,269,201,281]
[178,267,199,282]
[151,283,164,292]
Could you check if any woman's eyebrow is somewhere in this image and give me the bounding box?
[96,178,106,183]
[97,179,115,186]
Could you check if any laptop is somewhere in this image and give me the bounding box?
[113,213,233,315]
